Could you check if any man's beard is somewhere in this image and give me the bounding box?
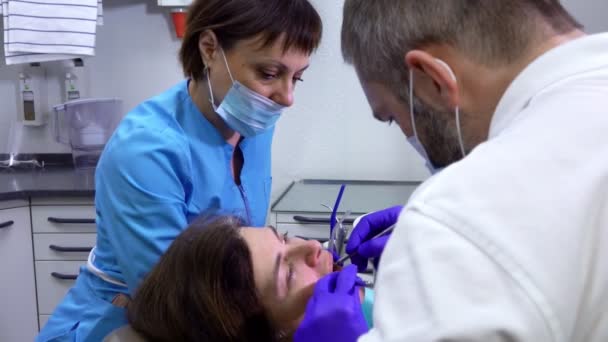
[411,95,465,169]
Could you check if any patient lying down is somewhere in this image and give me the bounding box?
[124,215,373,341]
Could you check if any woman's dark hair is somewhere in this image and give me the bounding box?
[180,0,323,80]
[128,215,281,341]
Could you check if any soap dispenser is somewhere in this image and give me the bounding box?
[18,63,47,126]
[62,58,87,102]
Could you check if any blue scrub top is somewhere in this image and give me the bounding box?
[94,79,274,293]
[362,287,375,328]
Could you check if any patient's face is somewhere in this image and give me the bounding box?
[240,226,333,332]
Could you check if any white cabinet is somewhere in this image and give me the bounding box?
[0,201,39,342]
[31,199,96,330]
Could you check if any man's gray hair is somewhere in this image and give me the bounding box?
[341,0,582,100]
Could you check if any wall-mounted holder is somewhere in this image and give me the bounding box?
[170,8,187,39]
[62,58,87,102]
[157,0,191,39]
[18,63,47,126]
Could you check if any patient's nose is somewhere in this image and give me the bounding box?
[289,239,322,267]
[303,240,322,267]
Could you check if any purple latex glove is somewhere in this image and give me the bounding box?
[346,205,403,272]
[294,265,368,342]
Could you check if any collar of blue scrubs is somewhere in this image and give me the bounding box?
[490,32,608,138]
[183,79,257,150]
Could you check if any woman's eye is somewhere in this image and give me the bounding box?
[293,76,304,83]
[282,232,289,243]
[260,71,277,80]
[286,263,294,289]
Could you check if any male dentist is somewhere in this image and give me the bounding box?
[296,1,608,341]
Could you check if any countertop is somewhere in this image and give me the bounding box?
[271,179,422,214]
[0,166,95,201]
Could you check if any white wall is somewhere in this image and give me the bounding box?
[0,0,606,201]
[562,0,608,33]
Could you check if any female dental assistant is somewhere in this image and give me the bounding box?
[36,0,322,341]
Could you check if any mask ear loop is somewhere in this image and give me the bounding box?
[409,69,421,142]
[220,49,235,83]
[434,58,466,158]
[205,48,236,111]
[455,105,466,157]
[205,63,218,111]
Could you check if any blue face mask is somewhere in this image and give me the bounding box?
[206,50,286,137]
[406,135,444,175]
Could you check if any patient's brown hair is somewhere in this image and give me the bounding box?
[128,215,281,341]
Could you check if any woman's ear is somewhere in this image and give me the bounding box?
[405,50,460,110]
[199,30,220,69]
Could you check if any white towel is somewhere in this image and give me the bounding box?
[2,0,101,65]
[97,0,103,26]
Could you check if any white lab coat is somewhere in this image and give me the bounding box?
[362,33,608,342]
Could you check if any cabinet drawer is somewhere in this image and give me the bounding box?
[35,261,84,315]
[34,234,96,261]
[32,206,96,233]
[39,315,50,331]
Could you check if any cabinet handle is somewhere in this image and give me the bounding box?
[51,272,78,280]
[295,235,329,243]
[48,217,95,224]
[359,268,375,275]
[0,220,14,229]
[293,216,330,224]
[49,245,93,253]
[292,216,355,225]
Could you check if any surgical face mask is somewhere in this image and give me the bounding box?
[408,58,466,174]
[206,50,286,137]
[407,135,443,174]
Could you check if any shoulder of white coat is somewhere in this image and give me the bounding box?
[406,64,608,221]
[400,134,529,233]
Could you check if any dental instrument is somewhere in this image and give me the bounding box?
[326,184,346,256]
[335,223,397,265]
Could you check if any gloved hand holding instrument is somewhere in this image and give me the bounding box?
[293,264,368,342]
[341,205,403,272]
